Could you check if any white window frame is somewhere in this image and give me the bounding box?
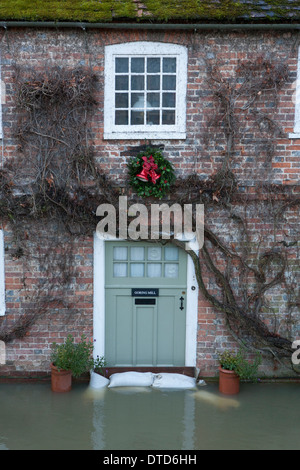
[289,45,300,139]
[104,42,187,140]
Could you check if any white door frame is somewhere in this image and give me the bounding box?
[93,233,199,367]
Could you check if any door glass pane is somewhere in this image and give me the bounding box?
[113,263,127,277]
[130,263,144,277]
[147,263,162,278]
[113,247,128,260]
[130,247,144,261]
[148,246,162,261]
[165,263,178,278]
[164,246,179,261]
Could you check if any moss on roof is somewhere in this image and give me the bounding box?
[0,0,299,23]
[144,0,300,22]
[0,0,137,22]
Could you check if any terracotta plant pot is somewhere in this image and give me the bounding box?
[218,366,240,395]
[51,363,72,393]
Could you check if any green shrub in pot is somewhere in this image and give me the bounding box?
[218,348,261,381]
[51,334,95,378]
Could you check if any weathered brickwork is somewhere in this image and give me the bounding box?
[0,27,299,377]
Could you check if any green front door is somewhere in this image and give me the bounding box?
[105,241,187,366]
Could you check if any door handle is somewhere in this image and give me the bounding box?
[179,296,184,311]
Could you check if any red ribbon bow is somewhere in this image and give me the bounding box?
[136,155,161,184]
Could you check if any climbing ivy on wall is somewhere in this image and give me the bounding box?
[0,57,299,373]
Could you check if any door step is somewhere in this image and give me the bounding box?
[104,366,196,378]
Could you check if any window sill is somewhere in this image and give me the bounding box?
[103,131,186,140]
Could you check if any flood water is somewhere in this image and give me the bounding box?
[0,381,299,450]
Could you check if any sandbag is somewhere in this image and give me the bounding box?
[152,373,196,389]
[89,371,110,389]
[108,371,154,388]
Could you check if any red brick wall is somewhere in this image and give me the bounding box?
[0,27,299,377]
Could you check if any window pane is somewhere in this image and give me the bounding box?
[116,58,129,73]
[130,246,144,261]
[147,75,160,90]
[111,50,181,132]
[147,93,160,108]
[115,110,128,125]
[163,57,176,73]
[164,263,178,278]
[131,93,145,108]
[113,246,128,260]
[162,110,175,125]
[162,92,175,108]
[147,110,160,125]
[115,75,129,90]
[130,263,144,277]
[131,57,144,73]
[114,263,127,277]
[131,111,144,125]
[147,57,160,73]
[164,246,179,261]
[148,246,162,260]
[131,75,145,90]
[163,75,176,90]
[147,263,162,278]
[115,93,128,108]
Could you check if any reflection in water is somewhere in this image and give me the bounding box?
[88,388,106,450]
[0,382,300,450]
[88,386,196,450]
[182,391,195,449]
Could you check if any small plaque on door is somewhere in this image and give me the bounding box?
[131,288,159,297]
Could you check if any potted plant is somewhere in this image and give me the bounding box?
[218,348,261,395]
[50,334,95,392]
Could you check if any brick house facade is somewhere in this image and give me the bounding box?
[0,2,299,379]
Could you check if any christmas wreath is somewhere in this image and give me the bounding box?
[127,148,176,199]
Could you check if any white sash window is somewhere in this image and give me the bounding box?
[290,46,300,139]
[104,42,187,140]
